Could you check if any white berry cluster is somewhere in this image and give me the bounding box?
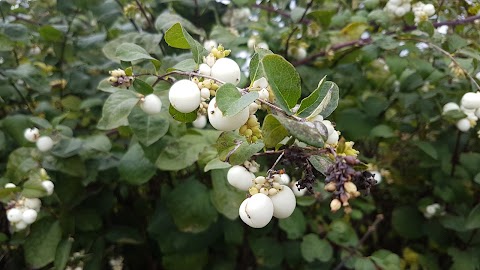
[169,44,255,131]
[24,127,55,152]
[221,7,251,27]
[108,68,133,88]
[443,92,480,132]
[65,250,86,270]
[384,0,412,18]
[227,165,298,228]
[412,2,436,24]
[4,170,54,231]
[109,256,124,270]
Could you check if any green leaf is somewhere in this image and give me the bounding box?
[354,257,376,270]
[24,219,62,269]
[273,114,327,147]
[216,83,259,116]
[250,237,284,268]
[297,79,339,119]
[128,107,169,146]
[216,132,264,165]
[370,250,401,270]
[29,116,52,129]
[418,21,434,36]
[391,206,424,239]
[415,141,438,160]
[156,134,208,171]
[210,169,245,220]
[75,209,102,231]
[261,114,289,148]
[308,155,334,175]
[6,147,38,184]
[162,251,208,270]
[133,79,154,95]
[301,234,333,262]
[119,143,156,185]
[278,208,306,239]
[105,226,144,244]
[168,104,197,123]
[38,25,64,42]
[3,23,29,41]
[97,90,139,130]
[465,203,480,230]
[155,11,205,36]
[164,23,190,49]
[260,54,301,111]
[370,124,395,138]
[204,158,231,172]
[249,48,273,82]
[50,137,83,158]
[54,238,73,270]
[164,23,208,64]
[115,43,155,61]
[327,220,359,246]
[166,179,218,233]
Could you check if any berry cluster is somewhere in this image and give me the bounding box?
[443,91,480,132]
[4,169,54,231]
[384,0,412,18]
[239,115,262,143]
[325,156,376,213]
[412,2,436,24]
[287,43,308,61]
[24,127,54,152]
[227,165,297,228]
[108,68,133,88]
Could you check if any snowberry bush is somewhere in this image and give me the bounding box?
[1,0,480,269]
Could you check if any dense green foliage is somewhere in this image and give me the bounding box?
[1,0,480,269]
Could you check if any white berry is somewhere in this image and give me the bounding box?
[7,208,23,223]
[36,136,54,152]
[42,180,54,195]
[227,165,255,191]
[169,79,201,113]
[192,114,207,129]
[24,128,40,142]
[203,40,218,51]
[200,88,210,100]
[461,92,480,110]
[22,209,38,224]
[140,94,162,115]
[423,4,435,16]
[210,58,241,86]
[442,102,460,113]
[4,183,16,188]
[15,221,28,231]
[279,174,291,185]
[269,185,296,219]
[207,97,249,131]
[292,181,307,197]
[456,118,471,132]
[239,193,274,228]
[24,198,42,211]
[370,170,382,184]
[326,131,339,145]
[198,64,211,76]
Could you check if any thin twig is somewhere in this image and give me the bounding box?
[113,0,140,32]
[135,0,154,30]
[10,80,34,114]
[284,0,314,57]
[268,151,285,172]
[450,130,462,177]
[333,214,384,270]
